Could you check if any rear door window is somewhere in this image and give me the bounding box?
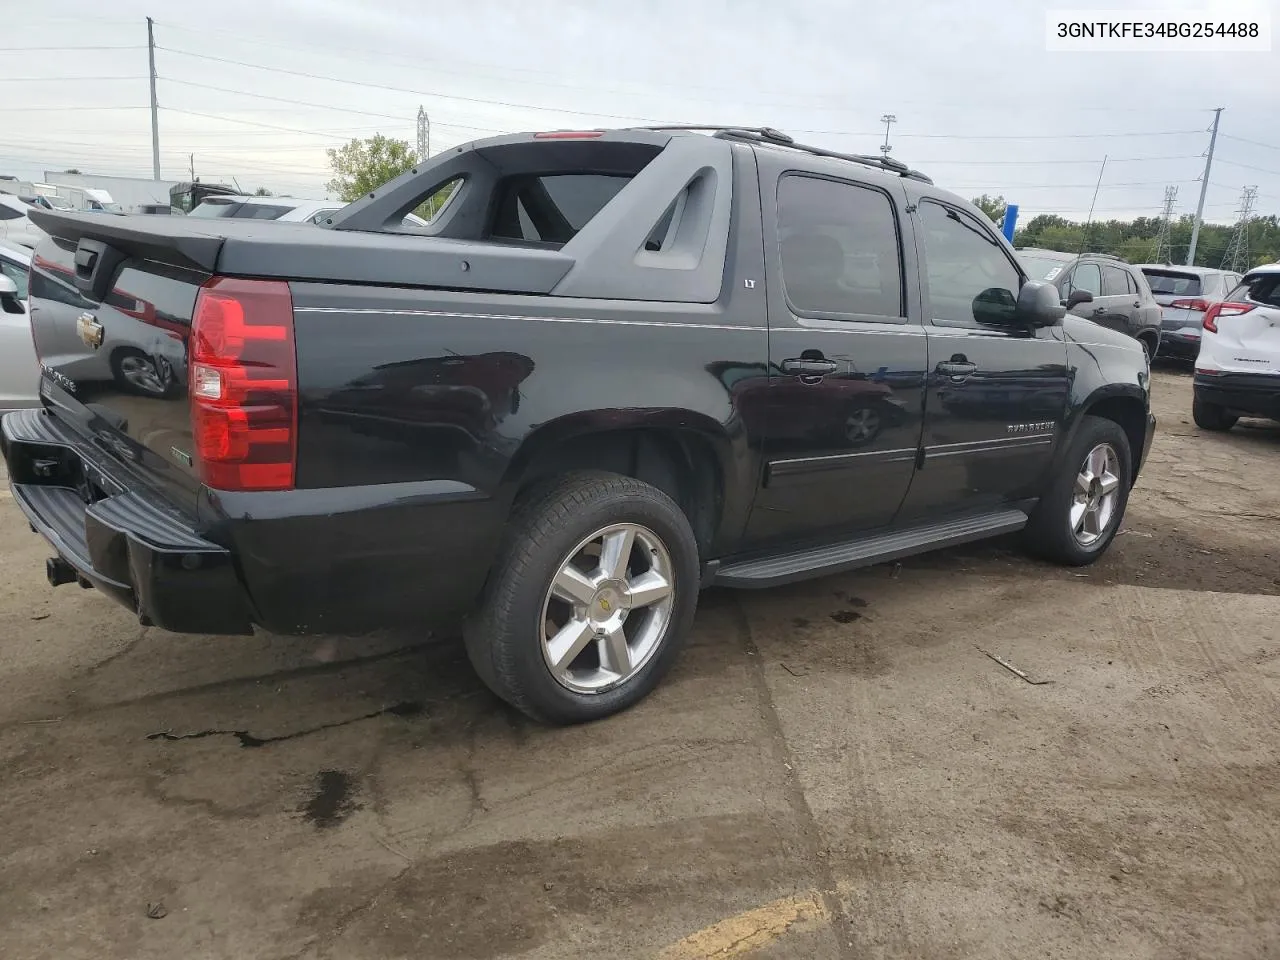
[776,174,904,320]
[1102,265,1129,297]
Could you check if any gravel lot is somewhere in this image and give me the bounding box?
[2,367,1278,960]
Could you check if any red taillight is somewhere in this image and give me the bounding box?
[190,277,297,491]
[532,130,604,139]
[1202,300,1255,334]
[1170,298,1209,312]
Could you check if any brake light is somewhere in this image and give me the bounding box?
[1202,301,1255,334]
[1170,298,1209,312]
[532,130,604,139]
[189,277,297,491]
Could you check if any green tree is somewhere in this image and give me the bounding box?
[63,168,81,175]
[970,194,1007,224]
[326,134,417,202]
[253,187,273,197]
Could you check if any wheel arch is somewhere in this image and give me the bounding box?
[502,409,750,556]
[1064,385,1149,483]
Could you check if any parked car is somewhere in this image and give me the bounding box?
[188,195,430,227]
[0,239,38,413]
[1137,264,1244,360]
[0,194,44,249]
[1192,264,1280,430]
[5,126,1155,725]
[1018,248,1163,356]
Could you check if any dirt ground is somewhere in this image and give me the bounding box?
[1,366,1278,960]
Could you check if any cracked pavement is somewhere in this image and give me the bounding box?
[1,367,1279,959]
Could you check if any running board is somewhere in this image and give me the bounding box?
[713,509,1029,588]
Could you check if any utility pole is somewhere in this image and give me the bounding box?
[879,114,896,158]
[147,17,160,180]
[189,153,195,181]
[1186,107,1223,266]
[1221,185,1258,272]
[417,106,430,162]
[1152,185,1178,264]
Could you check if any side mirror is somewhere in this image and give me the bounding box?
[0,274,23,314]
[1014,280,1066,328]
[1066,289,1094,308]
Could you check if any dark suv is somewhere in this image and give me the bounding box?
[1018,249,1163,356]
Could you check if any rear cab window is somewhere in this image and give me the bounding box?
[490,174,630,245]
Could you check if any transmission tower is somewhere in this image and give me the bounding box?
[1221,185,1258,272]
[1151,186,1178,264]
[879,114,896,158]
[416,106,430,162]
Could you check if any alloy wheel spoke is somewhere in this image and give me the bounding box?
[1083,506,1101,537]
[1074,472,1092,498]
[627,570,672,609]
[552,566,597,607]
[1098,472,1120,496]
[546,617,596,672]
[1070,501,1088,532]
[600,625,631,676]
[598,528,636,581]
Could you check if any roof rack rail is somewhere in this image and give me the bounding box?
[632,125,932,184]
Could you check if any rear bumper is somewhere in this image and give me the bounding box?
[2,408,253,634]
[1194,372,1280,420]
[1157,327,1201,358]
[3,407,505,637]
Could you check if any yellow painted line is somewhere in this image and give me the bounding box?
[654,891,828,959]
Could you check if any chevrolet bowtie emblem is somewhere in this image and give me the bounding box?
[76,312,104,350]
[599,598,611,611]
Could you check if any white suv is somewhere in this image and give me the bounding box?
[1193,263,1280,431]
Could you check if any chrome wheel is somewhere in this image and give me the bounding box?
[539,522,675,694]
[846,406,881,445]
[119,355,167,395]
[1071,442,1121,547]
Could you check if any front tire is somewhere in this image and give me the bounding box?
[1024,415,1132,566]
[464,473,700,725]
[1192,397,1238,432]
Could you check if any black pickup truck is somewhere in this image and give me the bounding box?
[4,126,1155,724]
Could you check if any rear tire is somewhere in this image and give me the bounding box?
[464,473,700,725]
[1192,397,1238,432]
[1024,415,1132,567]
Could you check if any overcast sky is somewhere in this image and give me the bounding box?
[4,0,1277,225]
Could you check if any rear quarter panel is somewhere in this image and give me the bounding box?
[288,286,768,552]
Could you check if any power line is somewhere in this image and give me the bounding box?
[0,75,145,82]
[160,77,508,133]
[1220,134,1280,153]
[0,44,145,51]
[1215,156,1280,177]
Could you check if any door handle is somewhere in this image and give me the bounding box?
[936,360,977,377]
[1091,307,1107,316]
[781,357,839,377]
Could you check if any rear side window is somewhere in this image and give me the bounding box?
[1230,273,1280,308]
[1102,265,1129,297]
[490,174,629,245]
[1142,269,1202,297]
[776,174,903,319]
